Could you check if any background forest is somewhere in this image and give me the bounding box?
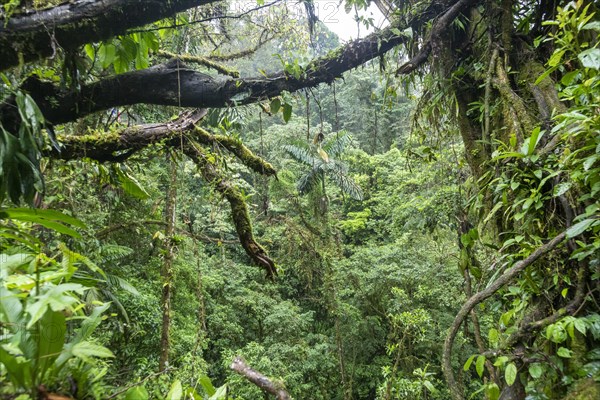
[0,1,598,400]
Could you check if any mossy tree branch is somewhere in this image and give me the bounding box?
[0,0,217,71]
[183,143,277,278]
[156,50,240,78]
[51,109,276,177]
[1,22,411,131]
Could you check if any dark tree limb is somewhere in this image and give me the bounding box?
[230,356,291,400]
[0,0,216,71]
[2,23,410,130]
[442,231,568,400]
[395,0,480,75]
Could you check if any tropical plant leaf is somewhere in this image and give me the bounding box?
[297,169,324,195]
[323,131,353,158]
[283,143,319,166]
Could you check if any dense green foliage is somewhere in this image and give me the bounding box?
[1,1,599,399]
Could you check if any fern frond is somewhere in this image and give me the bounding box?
[323,131,353,158]
[327,167,364,200]
[283,144,318,166]
[297,169,324,195]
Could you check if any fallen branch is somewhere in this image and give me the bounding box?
[230,356,291,400]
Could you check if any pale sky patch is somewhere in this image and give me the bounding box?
[313,1,389,41]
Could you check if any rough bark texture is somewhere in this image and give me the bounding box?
[50,108,208,162]
[51,108,277,177]
[0,0,216,71]
[230,356,291,400]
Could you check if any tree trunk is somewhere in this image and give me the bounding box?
[159,156,177,371]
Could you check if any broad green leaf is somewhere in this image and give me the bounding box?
[99,43,116,69]
[37,310,66,379]
[463,354,475,371]
[270,98,281,113]
[125,385,149,400]
[526,127,544,155]
[423,380,436,392]
[166,379,183,400]
[198,375,216,396]
[582,21,600,31]
[505,362,517,385]
[476,355,485,377]
[84,44,95,61]
[209,385,227,400]
[488,328,499,347]
[574,318,587,335]
[557,347,573,358]
[115,168,150,199]
[566,218,595,238]
[548,49,566,67]
[71,341,114,363]
[0,286,23,324]
[529,363,543,378]
[485,383,500,400]
[282,103,292,123]
[0,345,32,388]
[1,208,85,228]
[578,48,600,69]
[26,283,86,328]
[553,182,572,197]
[493,356,509,367]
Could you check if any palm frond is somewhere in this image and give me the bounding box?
[327,167,364,201]
[297,169,324,195]
[283,143,319,167]
[322,160,349,174]
[98,244,133,262]
[323,131,353,158]
[105,274,140,296]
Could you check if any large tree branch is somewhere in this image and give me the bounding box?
[50,108,209,162]
[442,231,567,400]
[0,0,216,71]
[51,109,277,177]
[2,23,409,131]
[183,143,277,278]
[230,356,291,400]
